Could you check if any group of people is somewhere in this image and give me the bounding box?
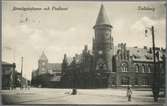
[68,86,133,102]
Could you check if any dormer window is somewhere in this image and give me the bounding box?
[133,54,140,59]
[145,55,152,60]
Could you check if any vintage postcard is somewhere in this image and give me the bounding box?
[1,0,166,105]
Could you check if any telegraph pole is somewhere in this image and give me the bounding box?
[145,26,159,102]
[151,26,160,102]
[20,56,23,89]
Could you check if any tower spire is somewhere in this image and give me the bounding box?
[39,51,48,60]
[94,4,111,27]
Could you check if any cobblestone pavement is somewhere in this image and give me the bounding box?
[0,88,166,105]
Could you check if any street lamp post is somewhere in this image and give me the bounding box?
[145,26,160,102]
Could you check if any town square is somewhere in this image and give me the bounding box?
[1,1,166,105]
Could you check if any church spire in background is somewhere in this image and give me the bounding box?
[39,51,48,60]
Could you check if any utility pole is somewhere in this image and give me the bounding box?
[151,26,160,102]
[20,56,23,89]
[145,26,160,102]
[71,57,77,95]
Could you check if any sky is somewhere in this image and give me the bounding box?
[2,1,166,80]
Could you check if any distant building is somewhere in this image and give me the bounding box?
[31,51,62,87]
[2,61,30,89]
[2,62,17,89]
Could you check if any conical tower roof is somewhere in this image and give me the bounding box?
[39,51,48,60]
[95,4,111,27]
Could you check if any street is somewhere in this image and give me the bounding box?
[0,88,165,105]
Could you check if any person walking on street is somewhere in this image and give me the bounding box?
[127,85,132,101]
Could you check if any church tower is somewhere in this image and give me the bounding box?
[93,4,114,73]
[38,51,48,75]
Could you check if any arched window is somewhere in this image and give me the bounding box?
[148,65,151,73]
[121,63,128,72]
[135,64,139,72]
[142,65,145,73]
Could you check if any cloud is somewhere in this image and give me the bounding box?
[131,16,156,32]
[3,23,91,80]
[129,16,165,48]
[20,24,34,34]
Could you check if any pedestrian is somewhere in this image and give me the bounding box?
[71,88,77,95]
[127,85,132,101]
